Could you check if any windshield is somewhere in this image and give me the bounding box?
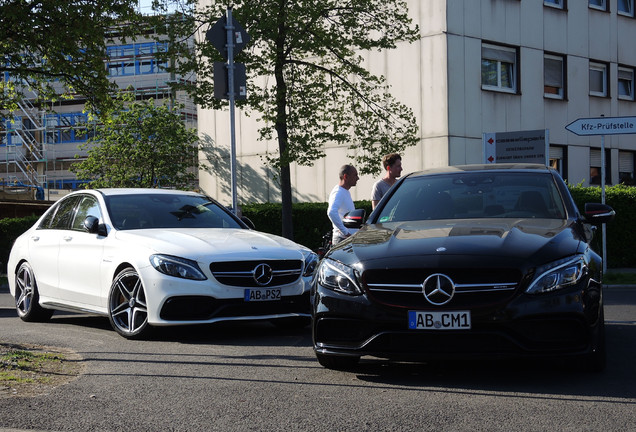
[105,193,243,230]
[376,172,566,223]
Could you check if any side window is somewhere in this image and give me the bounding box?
[38,206,58,230]
[71,196,102,231]
[46,196,81,230]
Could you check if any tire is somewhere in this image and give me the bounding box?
[583,310,606,373]
[316,353,360,370]
[14,262,54,322]
[108,267,151,339]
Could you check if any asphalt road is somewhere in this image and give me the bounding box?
[1,285,635,432]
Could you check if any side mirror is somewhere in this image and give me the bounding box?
[584,203,615,224]
[83,216,107,236]
[343,209,366,229]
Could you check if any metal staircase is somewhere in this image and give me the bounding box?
[2,96,47,188]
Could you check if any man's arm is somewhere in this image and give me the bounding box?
[327,189,350,236]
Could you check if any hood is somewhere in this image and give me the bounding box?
[331,218,585,268]
[114,228,309,261]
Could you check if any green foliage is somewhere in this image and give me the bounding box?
[242,200,372,250]
[167,0,420,176]
[0,215,39,273]
[604,271,636,285]
[569,184,636,267]
[71,96,200,189]
[163,0,420,238]
[0,0,146,114]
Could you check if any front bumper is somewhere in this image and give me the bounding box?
[312,280,603,361]
[140,267,312,325]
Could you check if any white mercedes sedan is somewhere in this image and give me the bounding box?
[8,189,318,338]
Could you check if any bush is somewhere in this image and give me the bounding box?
[242,200,372,250]
[0,215,40,274]
[569,184,636,268]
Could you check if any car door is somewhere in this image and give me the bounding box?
[56,194,106,308]
[26,195,81,300]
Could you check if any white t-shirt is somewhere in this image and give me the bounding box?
[327,184,355,237]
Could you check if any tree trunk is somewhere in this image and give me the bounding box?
[275,0,294,240]
[280,163,293,240]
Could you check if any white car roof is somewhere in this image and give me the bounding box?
[82,188,204,197]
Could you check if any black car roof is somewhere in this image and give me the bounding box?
[406,163,553,178]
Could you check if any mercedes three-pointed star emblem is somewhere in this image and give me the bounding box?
[253,263,273,286]
[422,273,455,305]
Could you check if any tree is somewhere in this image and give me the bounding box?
[163,0,420,239]
[71,96,200,189]
[0,0,144,114]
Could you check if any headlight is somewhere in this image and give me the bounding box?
[150,254,207,281]
[302,251,319,277]
[317,258,363,295]
[526,256,586,294]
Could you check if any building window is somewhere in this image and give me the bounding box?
[544,54,565,99]
[544,0,565,9]
[481,44,518,93]
[549,145,567,179]
[2,117,23,147]
[619,0,635,16]
[590,148,611,185]
[618,66,635,100]
[106,42,168,77]
[45,112,92,144]
[589,62,608,97]
[589,0,608,11]
[619,151,635,185]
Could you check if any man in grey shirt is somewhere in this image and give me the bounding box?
[371,153,403,209]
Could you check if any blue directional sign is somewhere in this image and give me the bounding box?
[566,116,636,136]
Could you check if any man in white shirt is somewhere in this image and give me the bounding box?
[371,153,403,209]
[327,164,359,245]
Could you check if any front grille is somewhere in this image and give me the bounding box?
[209,260,303,287]
[159,293,310,321]
[363,268,522,309]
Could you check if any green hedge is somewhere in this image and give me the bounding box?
[241,200,373,250]
[568,184,636,268]
[0,215,40,274]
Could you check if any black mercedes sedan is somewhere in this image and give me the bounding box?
[311,164,615,371]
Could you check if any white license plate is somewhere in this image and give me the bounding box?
[244,288,282,302]
[408,310,471,330]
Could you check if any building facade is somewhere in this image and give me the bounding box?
[1,25,196,199]
[197,0,636,206]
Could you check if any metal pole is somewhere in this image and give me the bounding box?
[601,133,607,273]
[226,7,238,214]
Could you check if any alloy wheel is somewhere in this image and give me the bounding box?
[108,268,149,338]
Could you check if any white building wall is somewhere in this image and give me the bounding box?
[197,0,636,206]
